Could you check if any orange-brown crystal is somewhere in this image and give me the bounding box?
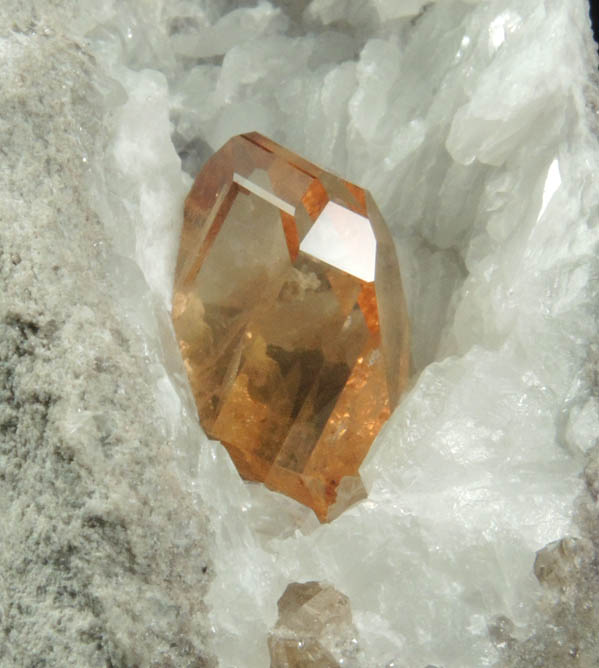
[172,132,410,521]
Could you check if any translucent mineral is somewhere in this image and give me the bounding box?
[172,132,409,521]
[75,0,599,666]
[268,581,361,667]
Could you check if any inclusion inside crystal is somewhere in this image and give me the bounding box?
[172,132,409,521]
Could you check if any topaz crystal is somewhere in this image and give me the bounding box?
[268,581,359,667]
[172,132,409,521]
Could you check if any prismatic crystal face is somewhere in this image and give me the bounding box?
[172,132,409,521]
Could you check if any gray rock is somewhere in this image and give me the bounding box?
[2,1,599,667]
[0,3,215,666]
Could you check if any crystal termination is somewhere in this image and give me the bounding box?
[172,132,409,521]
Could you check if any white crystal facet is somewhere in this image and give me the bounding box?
[537,158,561,222]
[75,1,599,667]
[233,172,296,216]
[299,201,376,282]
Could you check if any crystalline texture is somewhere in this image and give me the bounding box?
[268,581,360,668]
[172,132,409,521]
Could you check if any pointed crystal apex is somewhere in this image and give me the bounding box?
[172,132,410,521]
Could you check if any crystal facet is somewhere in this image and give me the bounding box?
[268,581,360,667]
[172,132,409,521]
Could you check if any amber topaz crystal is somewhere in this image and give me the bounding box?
[172,133,409,521]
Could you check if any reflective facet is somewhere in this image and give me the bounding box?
[299,201,377,282]
[268,581,359,667]
[172,132,409,521]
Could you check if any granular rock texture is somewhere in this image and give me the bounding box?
[0,2,215,666]
[501,441,599,667]
[2,1,599,667]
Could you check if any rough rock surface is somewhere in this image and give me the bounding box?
[1,1,599,667]
[0,3,215,667]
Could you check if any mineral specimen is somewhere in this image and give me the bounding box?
[172,132,410,521]
[268,581,360,667]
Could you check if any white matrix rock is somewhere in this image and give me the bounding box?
[1,1,599,667]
